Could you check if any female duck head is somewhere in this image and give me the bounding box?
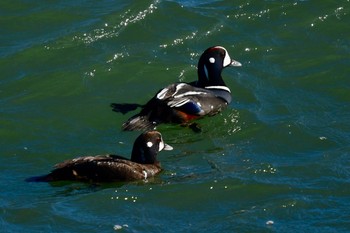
[131,131,173,164]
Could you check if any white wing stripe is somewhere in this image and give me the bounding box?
[174,83,187,96]
[205,86,231,93]
[156,88,169,99]
[168,99,190,107]
[174,91,208,98]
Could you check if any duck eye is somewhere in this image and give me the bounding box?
[209,57,215,63]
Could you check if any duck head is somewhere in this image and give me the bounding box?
[131,131,173,164]
[197,46,241,87]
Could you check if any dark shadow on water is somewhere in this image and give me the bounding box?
[110,103,143,115]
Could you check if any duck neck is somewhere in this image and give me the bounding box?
[131,147,157,164]
[197,62,226,88]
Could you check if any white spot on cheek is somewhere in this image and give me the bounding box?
[209,57,215,63]
[147,142,153,148]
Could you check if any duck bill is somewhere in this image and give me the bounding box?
[230,59,242,67]
[159,140,173,151]
[163,143,173,151]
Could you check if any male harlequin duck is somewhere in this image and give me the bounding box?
[115,46,241,131]
[26,131,172,183]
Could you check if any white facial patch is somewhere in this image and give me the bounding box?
[214,46,232,67]
[147,141,153,148]
[159,141,164,151]
[209,57,215,63]
[223,50,232,67]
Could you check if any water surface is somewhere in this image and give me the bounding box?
[1,0,350,232]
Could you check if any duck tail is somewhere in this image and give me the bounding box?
[25,174,53,182]
[122,115,157,131]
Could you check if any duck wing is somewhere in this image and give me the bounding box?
[157,83,231,116]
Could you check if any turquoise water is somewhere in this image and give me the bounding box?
[1,0,350,232]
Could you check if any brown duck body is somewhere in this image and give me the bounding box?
[42,154,161,182]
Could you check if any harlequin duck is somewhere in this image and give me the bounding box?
[113,46,241,131]
[26,131,172,182]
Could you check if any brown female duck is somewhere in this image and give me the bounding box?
[26,131,172,182]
